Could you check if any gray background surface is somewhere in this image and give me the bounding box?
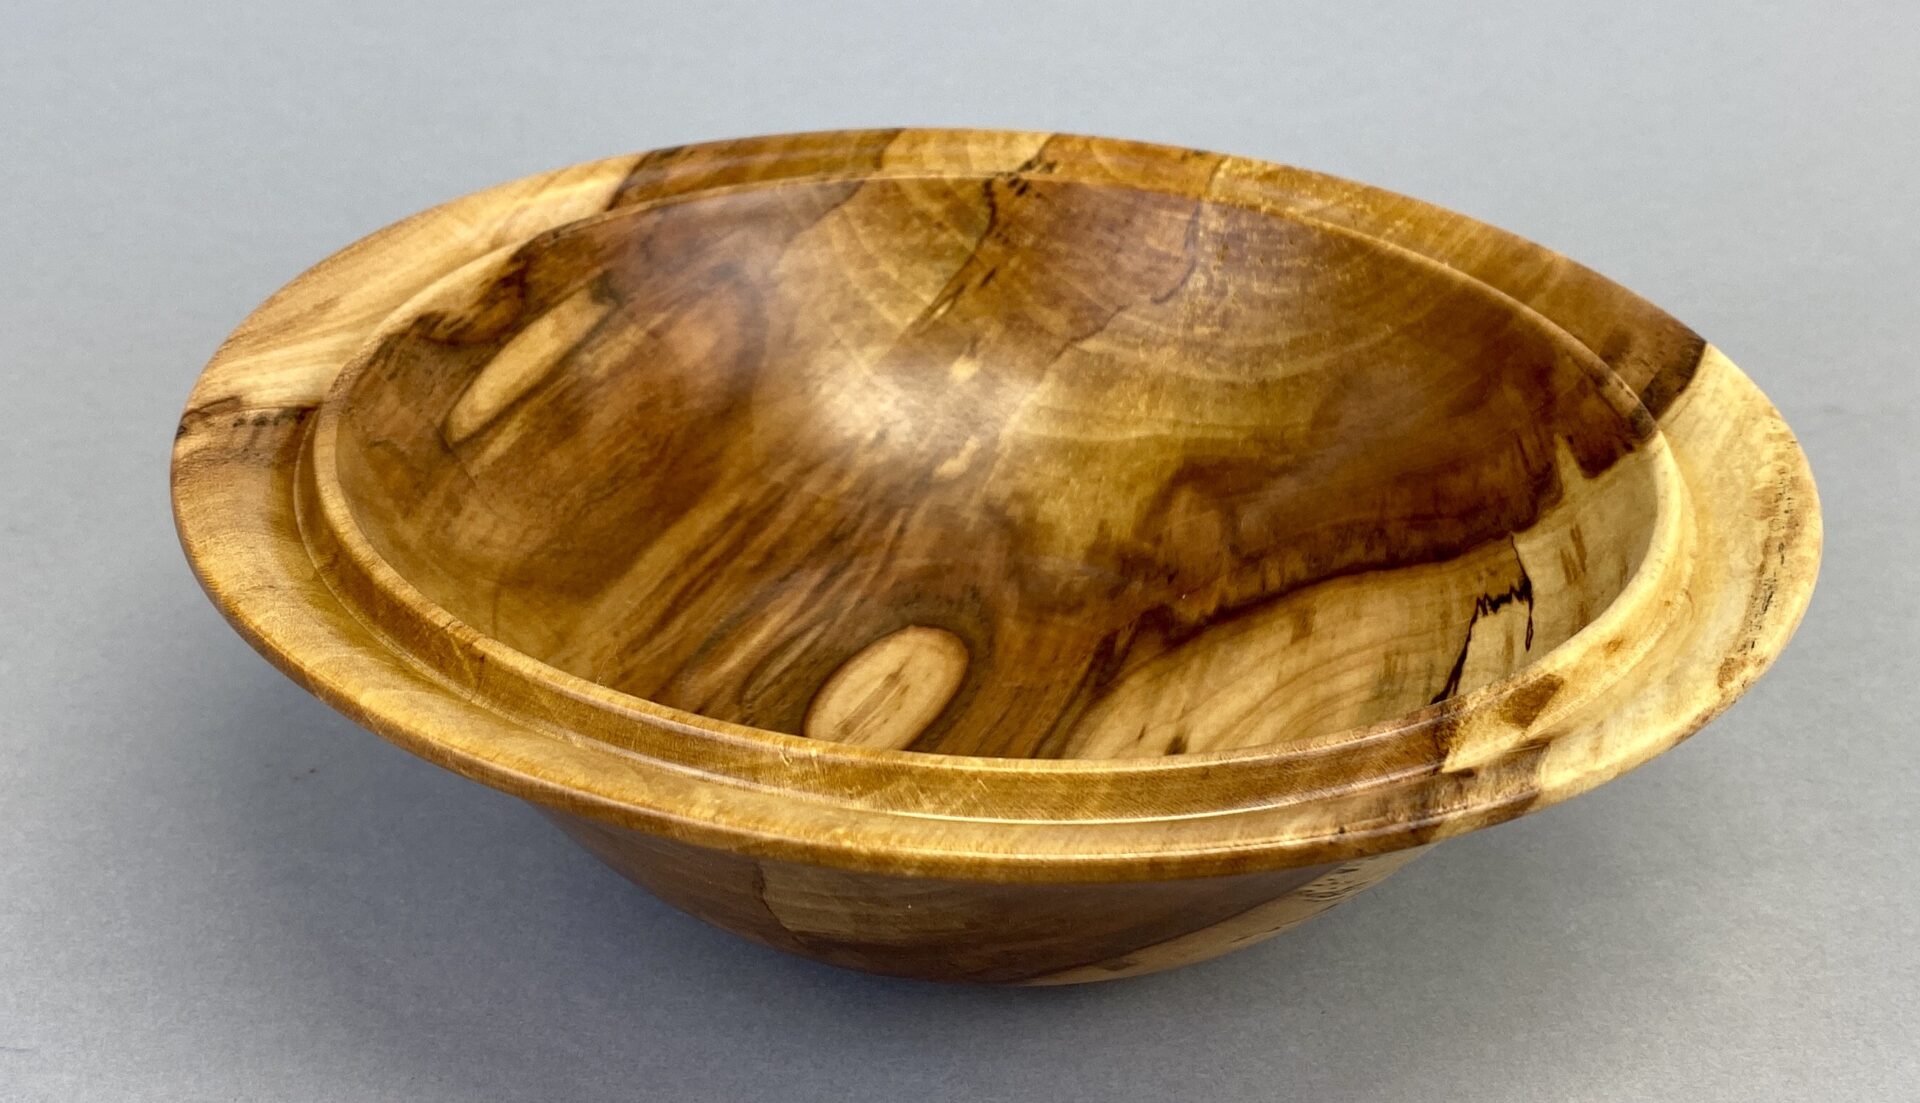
[3,2,1915,1099]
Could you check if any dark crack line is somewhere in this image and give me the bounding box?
[1429,539,1535,704]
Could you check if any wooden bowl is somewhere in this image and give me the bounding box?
[173,130,1819,984]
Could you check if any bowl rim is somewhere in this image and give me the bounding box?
[172,128,1822,881]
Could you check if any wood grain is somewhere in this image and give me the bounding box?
[173,130,1820,982]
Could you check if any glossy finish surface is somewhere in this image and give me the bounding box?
[173,130,1820,982]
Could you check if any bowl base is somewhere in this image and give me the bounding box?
[544,808,1424,984]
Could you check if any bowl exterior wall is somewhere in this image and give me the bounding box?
[544,808,1424,984]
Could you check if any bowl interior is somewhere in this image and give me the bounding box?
[326,174,1665,758]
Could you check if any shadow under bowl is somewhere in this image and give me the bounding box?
[175,130,1819,983]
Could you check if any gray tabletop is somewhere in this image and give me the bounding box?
[4,2,1915,1100]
